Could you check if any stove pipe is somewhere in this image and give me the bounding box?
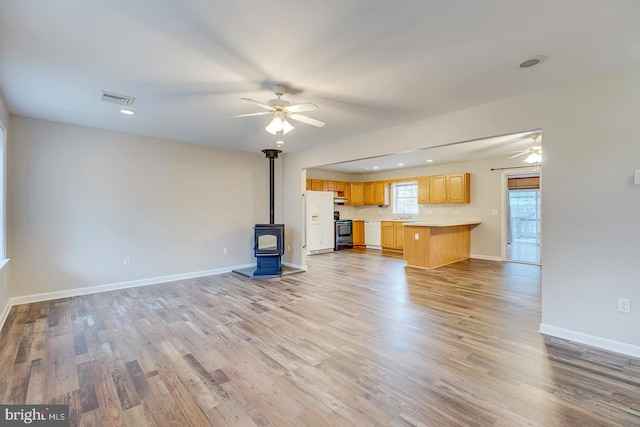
[262,149,281,224]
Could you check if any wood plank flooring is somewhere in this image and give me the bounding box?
[1,249,639,426]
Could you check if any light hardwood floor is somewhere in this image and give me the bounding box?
[1,249,639,426]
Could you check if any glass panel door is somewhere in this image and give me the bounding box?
[507,188,541,263]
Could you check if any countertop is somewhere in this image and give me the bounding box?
[402,217,482,227]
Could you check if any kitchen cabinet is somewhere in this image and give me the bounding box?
[310,179,326,191]
[417,177,430,204]
[428,173,470,204]
[363,182,375,205]
[381,221,404,251]
[306,179,312,191]
[394,223,404,250]
[363,181,389,205]
[343,182,352,204]
[403,219,481,268]
[350,182,364,205]
[352,220,365,246]
[327,180,339,191]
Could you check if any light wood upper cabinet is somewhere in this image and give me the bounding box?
[310,179,326,191]
[350,182,364,205]
[429,175,448,203]
[447,173,470,204]
[363,182,375,205]
[309,173,469,205]
[417,177,430,204]
[343,182,352,204]
[427,173,470,204]
[352,220,365,246]
[363,181,389,205]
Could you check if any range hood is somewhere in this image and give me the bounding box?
[333,197,348,205]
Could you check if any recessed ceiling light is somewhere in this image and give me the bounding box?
[120,109,135,115]
[372,166,379,170]
[397,163,404,166]
[519,55,545,68]
[426,159,434,163]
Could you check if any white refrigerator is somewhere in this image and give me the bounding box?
[306,190,335,255]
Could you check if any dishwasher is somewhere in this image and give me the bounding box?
[364,220,382,249]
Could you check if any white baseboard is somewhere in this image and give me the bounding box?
[0,299,11,334]
[0,263,255,333]
[282,261,307,271]
[470,254,502,262]
[539,323,640,358]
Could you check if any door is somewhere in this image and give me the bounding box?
[505,174,541,264]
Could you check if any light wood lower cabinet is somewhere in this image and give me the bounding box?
[381,221,403,251]
[352,220,365,246]
[403,224,471,269]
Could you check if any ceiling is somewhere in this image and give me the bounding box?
[1,1,639,161]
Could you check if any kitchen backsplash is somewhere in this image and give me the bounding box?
[336,204,483,220]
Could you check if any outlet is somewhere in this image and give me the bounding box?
[618,298,631,313]
[223,248,228,255]
[414,233,419,240]
[123,257,131,266]
[287,245,291,252]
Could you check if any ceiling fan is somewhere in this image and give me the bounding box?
[509,134,542,164]
[231,85,325,139]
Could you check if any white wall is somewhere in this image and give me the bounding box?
[0,94,10,326]
[7,117,271,298]
[283,64,640,353]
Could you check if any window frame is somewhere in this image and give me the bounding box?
[392,181,419,215]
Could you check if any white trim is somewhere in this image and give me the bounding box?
[2,263,254,314]
[283,261,307,271]
[470,254,502,262]
[0,298,11,334]
[539,323,640,358]
[501,167,542,263]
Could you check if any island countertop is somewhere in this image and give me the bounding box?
[402,217,482,227]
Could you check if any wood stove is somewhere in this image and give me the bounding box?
[254,223,284,276]
[253,149,284,276]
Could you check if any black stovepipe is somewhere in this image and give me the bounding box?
[262,149,281,224]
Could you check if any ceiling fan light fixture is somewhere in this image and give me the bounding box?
[524,152,542,164]
[275,130,285,147]
[265,116,294,135]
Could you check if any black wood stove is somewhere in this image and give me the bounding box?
[253,149,284,276]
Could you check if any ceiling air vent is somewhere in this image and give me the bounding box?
[100,90,135,106]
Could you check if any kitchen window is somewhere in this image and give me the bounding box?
[392,181,418,215]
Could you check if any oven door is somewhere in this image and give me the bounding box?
[335,220,353,250]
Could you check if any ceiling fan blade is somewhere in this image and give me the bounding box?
[289,114,325,127]
[508,151,528,159]
[286,102,319,113]
[240,98,273,111]
[230,111,271,118]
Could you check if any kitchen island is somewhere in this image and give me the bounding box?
[402,218,482,269]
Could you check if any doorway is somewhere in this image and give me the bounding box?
[504,173,541,264]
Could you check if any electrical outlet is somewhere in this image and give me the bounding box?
[223,248,228,255]
[618,298,631,313]
[287,245,291,252]
[414,233,419,240]
[123,257,131,266]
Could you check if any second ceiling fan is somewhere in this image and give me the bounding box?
[231,85,325,137]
